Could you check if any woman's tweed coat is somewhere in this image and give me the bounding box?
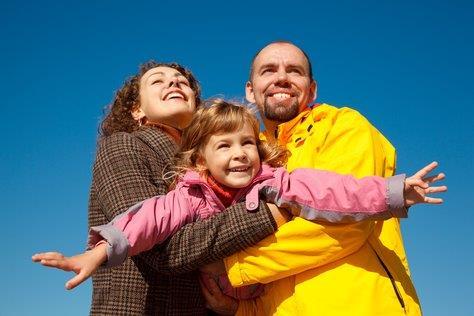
[88,126,277,315]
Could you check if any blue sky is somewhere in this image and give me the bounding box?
[2,1,472,315]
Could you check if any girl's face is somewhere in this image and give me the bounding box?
[134,66,197,129]
[199,122,261,189]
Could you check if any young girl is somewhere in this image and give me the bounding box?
[32,99,446,299]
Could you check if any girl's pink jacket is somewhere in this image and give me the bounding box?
[88,164,406,268]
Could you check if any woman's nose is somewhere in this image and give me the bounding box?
[169,76,179,87]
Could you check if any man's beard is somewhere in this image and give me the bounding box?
[262,98,300,123]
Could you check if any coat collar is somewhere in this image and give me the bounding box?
[180,164,275,187]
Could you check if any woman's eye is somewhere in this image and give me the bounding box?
[152,80,163,85]
[179,80,189,86]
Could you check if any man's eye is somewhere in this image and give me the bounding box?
[288,68,303,74]
[261,69,274,75]
[179,80,189,86]
[152,80,163,84]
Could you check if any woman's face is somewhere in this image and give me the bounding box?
[134,66,197,129]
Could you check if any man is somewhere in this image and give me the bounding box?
[223,41,421,315]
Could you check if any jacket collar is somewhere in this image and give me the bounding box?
[181,164,275,187]
[262,103,321,146]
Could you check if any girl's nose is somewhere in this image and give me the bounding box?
[232,147,247,160]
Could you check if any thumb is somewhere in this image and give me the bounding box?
[65,270,89,290]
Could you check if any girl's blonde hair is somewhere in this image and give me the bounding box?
[172,99,288,184]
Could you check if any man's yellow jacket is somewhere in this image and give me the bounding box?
[225,104,421,315]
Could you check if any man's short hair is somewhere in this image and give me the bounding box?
[249,40,314,81]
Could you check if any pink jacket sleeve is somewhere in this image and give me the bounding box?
[258,167,406,223]
[88,185,204,267]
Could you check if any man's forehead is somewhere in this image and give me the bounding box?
[253,43,309,68]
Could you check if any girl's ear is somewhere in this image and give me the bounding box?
[195,156,207,173]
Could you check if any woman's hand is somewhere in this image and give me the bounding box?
[404,161,447,206]
[200,275,238,315]
[32,242,107,290]
[266,203,292,227]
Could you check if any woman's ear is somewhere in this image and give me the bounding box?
[131,106,145,121]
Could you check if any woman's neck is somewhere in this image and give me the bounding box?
[145,122,182,142]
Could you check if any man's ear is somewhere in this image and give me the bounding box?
[245,81,256,103]
[310,79,317,102]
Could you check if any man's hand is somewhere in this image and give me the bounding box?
[200,275,238,315]
[32,242,107,290]
[200,260,226,275]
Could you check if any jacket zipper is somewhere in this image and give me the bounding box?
[374,250,407,313]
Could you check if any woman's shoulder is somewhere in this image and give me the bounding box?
[133,127,176,149]
[97,131,142,152]
[98,127,175,152]
[94,127,177,172]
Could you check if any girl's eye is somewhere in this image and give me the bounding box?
[243,140,256,146]
[217,144,229,150]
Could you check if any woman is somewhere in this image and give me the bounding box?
[88,61,280,315]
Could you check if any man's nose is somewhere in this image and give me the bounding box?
[275,68,289,85]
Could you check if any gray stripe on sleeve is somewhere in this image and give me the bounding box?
[89,224,130,268]
[387,174,408,218]
[261,186,395,223]
[86,201,147,268]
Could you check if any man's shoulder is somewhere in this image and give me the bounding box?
[312,103,369,120]
[303,103,372,130]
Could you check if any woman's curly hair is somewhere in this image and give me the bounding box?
[100,61,201,137]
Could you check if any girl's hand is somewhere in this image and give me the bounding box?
[32,242,107,290]
[404,161,447,207]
